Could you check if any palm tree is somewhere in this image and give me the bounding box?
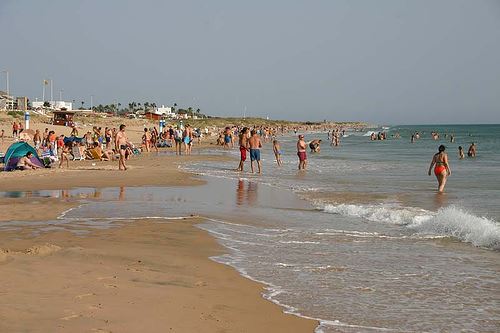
[128,102,135,111]
[80,101,85,109]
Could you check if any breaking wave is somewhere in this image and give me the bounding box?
[323,203,500,250]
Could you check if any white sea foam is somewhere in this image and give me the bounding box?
[410,206,500,250]
[279,240,321,244]
[323,203,500,249]
[323,203,432,226]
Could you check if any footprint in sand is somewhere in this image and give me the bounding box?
[75,293,95,299]
[97,276,117,280]
[88,304,103,310]
[60,314,81,321]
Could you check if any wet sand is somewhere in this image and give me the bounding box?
[0,219,316,333]
[0,147,317,332]
[0,153,217,191]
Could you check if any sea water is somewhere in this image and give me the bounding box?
[182,124,500,332]
[2,124,499,332]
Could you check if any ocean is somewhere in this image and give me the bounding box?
[2,124,498,332]
[183,124,500,332]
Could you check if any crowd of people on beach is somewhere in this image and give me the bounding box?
[2,119,481,196]
[5,120,209,171]
[218,125,333,173]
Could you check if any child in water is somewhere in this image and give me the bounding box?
[273,140,283,166]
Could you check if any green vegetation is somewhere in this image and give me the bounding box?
[178,117,366,129]
[89,101,207,118]
[7,110,24,118]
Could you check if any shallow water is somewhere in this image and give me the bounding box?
[2,177,499,332]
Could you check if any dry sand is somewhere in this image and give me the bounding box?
[0,119,317,332]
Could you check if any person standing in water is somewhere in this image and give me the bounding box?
[272,139,283,166]
[236,127,249,171]
[248,130,262,174]
[297,134,307,170]
[458,146,465,159]
[428,145,451,193]
[467,142,476,157]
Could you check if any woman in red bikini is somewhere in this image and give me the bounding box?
[428,145,451,193]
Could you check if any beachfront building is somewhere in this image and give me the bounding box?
[156,105,175,117]
[145,105,176,120]
[32,100,73,111]
[0,90,15,110]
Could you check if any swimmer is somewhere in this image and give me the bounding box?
[458,146,464,159]
[428,145,451,193]
[309,139,322,153]
[467,142,476,158]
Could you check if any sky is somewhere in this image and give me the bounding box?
[1,0,499,124]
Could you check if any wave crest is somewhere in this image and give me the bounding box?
[323,203,500,249]
[411,206,500,250]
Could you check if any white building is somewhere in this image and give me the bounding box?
[155,105,175,118]
[0,90,14,110]
[32,100,73,110]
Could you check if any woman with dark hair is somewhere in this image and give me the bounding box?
[428,145,451,193]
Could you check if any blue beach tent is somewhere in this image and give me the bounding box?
[63,136,84,145]
[3,142,44,171]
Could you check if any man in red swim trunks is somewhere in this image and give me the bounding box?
[236,127,249,172]
[297,134,307,170]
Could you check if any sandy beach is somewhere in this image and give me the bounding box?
[0,119,317,332]
[0,219,316,333]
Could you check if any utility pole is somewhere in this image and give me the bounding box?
[1,70,9,96]
[50,79,53,104]
[90,95,93,111]
[1,70,9,110]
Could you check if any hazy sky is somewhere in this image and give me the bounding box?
[1,0,499,124]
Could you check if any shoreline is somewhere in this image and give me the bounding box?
[0,149,318,332]
[0,218,317,332]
